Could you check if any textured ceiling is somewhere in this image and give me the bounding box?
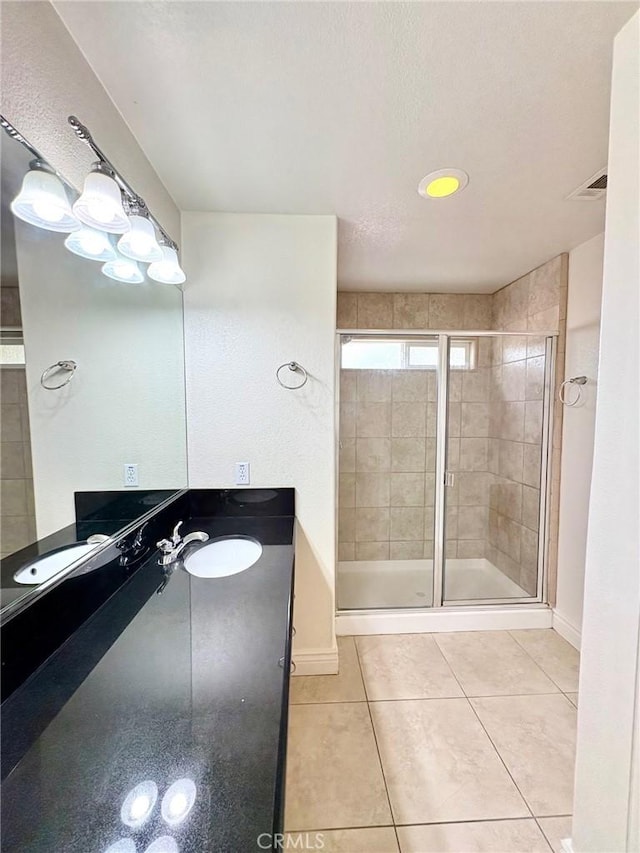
[54,1,637,292]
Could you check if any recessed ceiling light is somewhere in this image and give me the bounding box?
[418,169,469,199]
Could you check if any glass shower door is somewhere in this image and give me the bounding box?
[441,334,551,603]
[336,334,440,610]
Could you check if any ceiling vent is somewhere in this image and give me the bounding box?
[567,168,607,201]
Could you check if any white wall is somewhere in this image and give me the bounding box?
[572,11,640,853]
[0,1,179,237]
[554,233,604,647]
[15,220,187,537]
[182,213,337,668]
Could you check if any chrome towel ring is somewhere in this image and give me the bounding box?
[276,361,308,390]
[559,375,587,407]
[41,360,78,390]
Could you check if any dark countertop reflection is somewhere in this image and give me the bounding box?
[1,513,295,853]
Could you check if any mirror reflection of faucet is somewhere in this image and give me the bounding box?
[155,522,209,595]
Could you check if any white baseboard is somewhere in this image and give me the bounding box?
[560,838,574,853]
[552,610,582,650]
[292,645,339,676]
[336,605,552,636]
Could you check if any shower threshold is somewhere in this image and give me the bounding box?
[336,558,551,635]
[338,557,527,609]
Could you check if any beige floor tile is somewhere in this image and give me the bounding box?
[356,634,464,701]
[434,631,559,696]
[471,694,577,816]
[538,816,573,853]
[371,698,528,824]
[566,693,578,708]
[510,629,580,692]
[285,827,399,852]
[285,703,391,831]
[397,819,551,852]
[290,637,365,704]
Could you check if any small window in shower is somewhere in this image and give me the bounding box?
[341,338,476,370]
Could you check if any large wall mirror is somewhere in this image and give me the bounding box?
[0,120,188,612]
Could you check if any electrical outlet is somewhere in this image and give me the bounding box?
[235,462,250,486]
[124,463,138,487]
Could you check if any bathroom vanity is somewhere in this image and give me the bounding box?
[0,488,295,853]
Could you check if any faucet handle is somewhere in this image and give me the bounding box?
[171,521,183,544]
[157,538,174,553]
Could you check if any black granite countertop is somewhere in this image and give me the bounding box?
[1,500,295,853]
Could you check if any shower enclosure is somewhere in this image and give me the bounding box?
[336,330,556,614]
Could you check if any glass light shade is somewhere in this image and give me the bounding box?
[73,171,130,233]
[117,215,163,262]
[11,169,80,232]
[65,226,117,262]
[102,254,145,284]
[148,246,186,285]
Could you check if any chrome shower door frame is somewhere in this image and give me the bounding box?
[335,329,558,612]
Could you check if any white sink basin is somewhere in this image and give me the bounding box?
[184,537,262,579]
[14,542,102,585]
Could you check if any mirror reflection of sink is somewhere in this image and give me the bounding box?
[13,541,108,585]
[184,537,262,579]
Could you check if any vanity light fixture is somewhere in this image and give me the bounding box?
[148,245,187,286]
[418,168,469,199]
[64,225,117,262]
[160,778,196,826]
[120,780,158,829]
[11,161,81,233]
[102,253,145,284]
[68,116,185,285]
[73,163,131,233]
[118,212,163,263]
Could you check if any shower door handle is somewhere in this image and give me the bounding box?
[444,472,455,487]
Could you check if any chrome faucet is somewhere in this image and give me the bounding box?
[156,521,209,566]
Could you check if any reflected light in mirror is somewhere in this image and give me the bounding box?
[118,215,163,263]
[104,840,136,853]
[65,226,117,262]
[11,167,80,233]
[145,837,179,853]
[73,169,130,233]
[148,246,186,286]
[102,254,145,284]
[120,780,158,828]
[160,778,196,826]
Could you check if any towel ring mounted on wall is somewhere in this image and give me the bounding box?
[40,360,78,390]
[559,375,587,407]
[276,361,308,390]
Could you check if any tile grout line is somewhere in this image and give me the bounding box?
[290,814,572,834]
[436,642,538,823]
[534,815,560,853]
[353,637,402,853]
[507,629,579,696]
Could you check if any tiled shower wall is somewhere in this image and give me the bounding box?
[337,293,494,563]
[486,336,547,595]
[337,256,567,600]
[1,367,35,557]
[1,283,36,557]
[491,255,568,601]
